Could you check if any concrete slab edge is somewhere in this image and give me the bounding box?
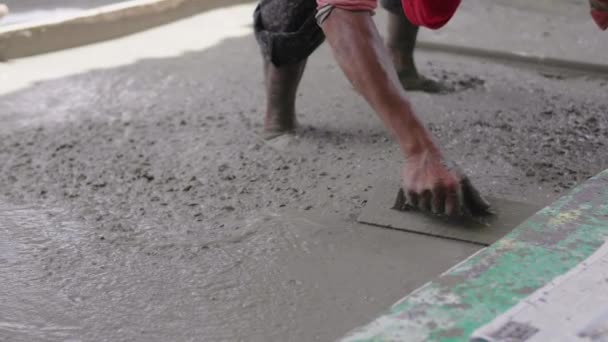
[341,168,608,342]
[0,0,254,60]
[417,41,608,76]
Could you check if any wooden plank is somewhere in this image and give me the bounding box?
[470,240,608,341]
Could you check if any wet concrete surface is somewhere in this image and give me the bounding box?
[0,202,479,341]
[1,4,608,342]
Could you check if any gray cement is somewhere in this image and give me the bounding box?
[1,4,608,342]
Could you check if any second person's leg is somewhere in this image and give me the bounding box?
[381,0,446,93]
[254,0,325,138]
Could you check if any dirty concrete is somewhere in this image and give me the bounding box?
[1,3,608,342]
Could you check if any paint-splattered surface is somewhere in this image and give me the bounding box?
[343,169,608,342]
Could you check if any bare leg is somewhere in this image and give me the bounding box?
[386,11,446,93]
[263,60,307,139]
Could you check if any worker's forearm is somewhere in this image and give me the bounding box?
[320,9,438,157]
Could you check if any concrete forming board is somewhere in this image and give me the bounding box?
[358,180,543,246]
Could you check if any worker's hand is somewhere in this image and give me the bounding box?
[396,150,492,217]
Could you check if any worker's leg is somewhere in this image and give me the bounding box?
[381,0,445,93]
[254,0,325,138]
[262,60,306,138]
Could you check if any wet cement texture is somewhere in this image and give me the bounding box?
[1,8,608,342]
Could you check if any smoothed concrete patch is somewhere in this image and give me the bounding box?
[358,180,543,245]
[0,199,481,342]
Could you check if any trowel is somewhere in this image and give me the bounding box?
[357,180,543,245]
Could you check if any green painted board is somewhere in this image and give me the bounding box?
[343,169,608,342]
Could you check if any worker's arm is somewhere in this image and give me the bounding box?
[320,8,490,216]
